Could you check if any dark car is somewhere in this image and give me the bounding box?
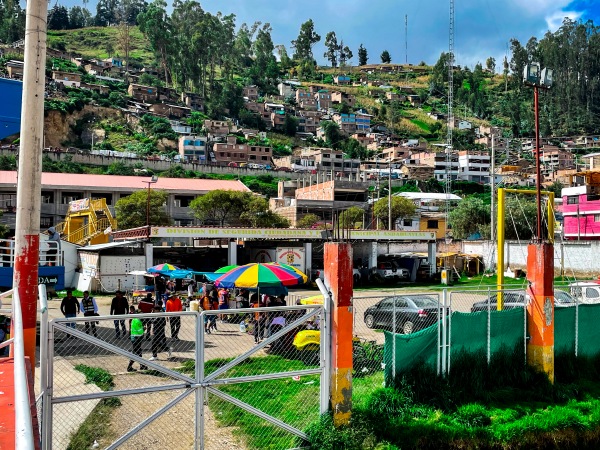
[363,295,441,334]
[470,290,575,313]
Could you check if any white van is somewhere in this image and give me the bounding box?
[568,282,600,304]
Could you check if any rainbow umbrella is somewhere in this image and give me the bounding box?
[215,264,239,274]
[214,263,305,289]
[265,262,308,284]
[147,263,180,274]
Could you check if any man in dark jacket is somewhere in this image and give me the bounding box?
[110,290,129,338]
[60,289,80,332]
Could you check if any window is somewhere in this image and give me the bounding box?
[595,214,600,222]
[586,287,599,299]
[403,219,412,227]
[427,220,439,229]
[567,196,579,204]
[62,192,82,204]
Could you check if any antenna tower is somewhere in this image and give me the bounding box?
[445,0,455,246]
[405,15,408,64]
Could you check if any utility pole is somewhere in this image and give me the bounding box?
[490,137,496,243]
[14,0,49,373]
[388,154,392,230]
[405,15,408,65]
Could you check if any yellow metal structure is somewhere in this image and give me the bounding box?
[496,188,554,310]
[54,198,117,245]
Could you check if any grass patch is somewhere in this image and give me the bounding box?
[68,365,121,449]
[307,349,600,450]
[410,119,432,132]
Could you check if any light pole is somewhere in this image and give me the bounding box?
[143,175,158,237]
[388,152,393,230]
[523,63,553,241]
[88,116,96,151]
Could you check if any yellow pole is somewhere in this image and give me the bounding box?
[497,188,505,310]
[547,193,555,243]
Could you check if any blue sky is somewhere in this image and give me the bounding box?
[56,0,600,67]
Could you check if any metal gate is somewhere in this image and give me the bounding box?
[40,304,326,450]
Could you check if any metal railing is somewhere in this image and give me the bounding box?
[0,288,36,450]
[0,239,62,267]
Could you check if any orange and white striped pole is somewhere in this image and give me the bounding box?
[13,0,48,375]
[324,242,353,426]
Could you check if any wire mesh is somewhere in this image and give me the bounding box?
[47,312,198,450]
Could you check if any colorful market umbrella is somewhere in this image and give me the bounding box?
[147,263,180,274]
[265,262,308,284]
[214,263,305,289]
[215,264,240,274]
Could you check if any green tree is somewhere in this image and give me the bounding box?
[339,41,353,66]
[485,56,496,73]
[239,197,290,228]
[320,121,341,148]
[48,5,70,30]
[68,6,92,29]
[0,0,25,44]
[504,196,537,240]
[358,44,368,66]
[284,115,299,136]
[339,206,364,229]
[448,197,490,239]
[115,189,172,229]
[292,19,321,61]
[137,0,172,83]
[380,50,391,64]
[189,190,248,226]
[373,196,416,228]
[297,213,319,228]
[324,31,338,67]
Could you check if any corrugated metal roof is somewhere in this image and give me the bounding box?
[77,241,139,251]
[0,171,250,193]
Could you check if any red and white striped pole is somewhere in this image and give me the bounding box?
[14,0,48,374]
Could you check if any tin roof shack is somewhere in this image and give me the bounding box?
[76,241,151,293]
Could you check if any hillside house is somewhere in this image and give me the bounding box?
[178,135,208,163]
[386,92,406,102]
[334,75,351,85]
[51,70,81,88]
[128,84,158,103]
[316,90,333,110]
[407,95,422,107]
[243,85,259,101]
[204,120,236,136]
[331,91,356,108]
[400,164,435,181]
[6,60,24,80]
[148,103,191,119]
[181,92,204,111]
[213,135,273,166]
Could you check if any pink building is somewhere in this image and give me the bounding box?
[562,185,600,239]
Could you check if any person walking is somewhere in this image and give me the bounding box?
[60,289,80,333]
[80,290,98,337]
[165,294,182,340]
[127,313,148,372]
[110,290,129,339]
[253,299,266,344]
[218,287,229,321]
[150,301,170,360]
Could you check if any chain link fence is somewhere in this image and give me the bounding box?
[42,304,325,450]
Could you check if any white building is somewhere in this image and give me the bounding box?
[458,151,490,183]
[178,135,208,163]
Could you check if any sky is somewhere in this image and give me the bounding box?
[56,0,600,68]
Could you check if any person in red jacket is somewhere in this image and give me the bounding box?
[165,295,183,340]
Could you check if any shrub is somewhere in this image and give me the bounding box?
[305,412,376,450]
[454,404,492,428]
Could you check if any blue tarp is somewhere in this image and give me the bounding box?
[0,78,22,139]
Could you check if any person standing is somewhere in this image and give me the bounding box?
[218,287,229,321]
[150,301,169,360]
[80,291,98,337]
[138,293,155,340]
[110,290,129,338]
[155,277,166,305]
[165,295,182,340]
[60,289,80,332]
[127,313,148,372]
[46,226,61,266]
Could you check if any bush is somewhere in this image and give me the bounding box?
[454,404,491,428]
[305,412,376,450]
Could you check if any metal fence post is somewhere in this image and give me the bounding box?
[195,311,204,450]
[441,289,448,376]
[575,293,579,357]
[42,322,54,450]
[38,284,49,445]
[316,278,331,415]
[487,287,491,365]
[392,290,396,380]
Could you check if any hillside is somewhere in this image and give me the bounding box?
[48,27,154,67]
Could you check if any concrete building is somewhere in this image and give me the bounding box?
[51,70,81,88]
[212,135,273,166]
[243,85,259,101]
[0,171,250,232]
[178,135,208,163]
[434,152,460,182]
[395,192,462,238]
[458,151,490,183]
[128,84,158,103]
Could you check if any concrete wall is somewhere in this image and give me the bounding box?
[462,240,600,276]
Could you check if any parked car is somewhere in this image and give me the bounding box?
[376,261,410,280]
[470,290,576,312]
[363,295,442,334]
[569,282,600,304]
[276,166,292,172]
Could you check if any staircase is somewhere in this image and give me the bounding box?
[55,198,117,245]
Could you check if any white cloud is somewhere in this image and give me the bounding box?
[545,10,583,31]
